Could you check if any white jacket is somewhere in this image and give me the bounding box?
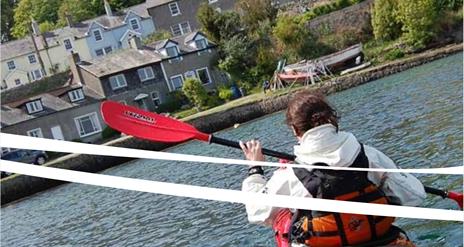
[242,124,426,226]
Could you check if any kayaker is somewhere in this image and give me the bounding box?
[240,90,426,247]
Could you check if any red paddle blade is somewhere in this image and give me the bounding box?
[101,101,210,143]
[448,191,463,209]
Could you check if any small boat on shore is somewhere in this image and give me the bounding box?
[278,43,364,83]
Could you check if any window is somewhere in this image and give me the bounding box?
[129,18,140,30]
[95,48,104,56]
[95,46,112,57]
[74,112,102,137]
[27,128,43,138]
[180,22,191,35]
[166,46,179,58]
[14,79,21,85]
[169,2,180,16]
[196,67,211,84]
[104,46,112,54]
[137,66,155,82]
[30,69,43,81]
[7,61,15,70]
[26,100,43,114]
[28,54,37,64]
[93,29,103,41]
[170,74,184,89]
[1,147,15,155]
[151,91,161,107]
[195,39,207,50]
[63,38,73,50]
[68,88,85,102]
[109,74,127,90]
[170,22,190,36]
[170,24,182,36]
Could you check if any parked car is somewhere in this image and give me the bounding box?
[1,149,48,178]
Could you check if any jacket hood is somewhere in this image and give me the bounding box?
[294,124,360,167]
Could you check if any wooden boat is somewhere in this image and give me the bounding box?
[278,44,363,83]
[277,71,317,83]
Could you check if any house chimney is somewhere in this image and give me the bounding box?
[31,19,40,36]
[104,0,113,17]
[65,13,73,27]
[68,52,83,85]
[129,35,143,50]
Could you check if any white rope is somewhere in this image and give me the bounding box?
[1,133,462,175]
[1,160,462,222]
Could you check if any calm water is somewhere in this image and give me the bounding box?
[1,53,463,246]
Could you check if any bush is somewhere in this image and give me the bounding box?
[372,0,402,41]
[155,91,187,113]
[397,0,438,48]
[101,126,121,139]
[335,0,351,8]
[182,78,208,109]
[435,9,463,41]
[218,86,233,101]
[206,92,223,108]
[385,48,405,60]
[156,100,181,113]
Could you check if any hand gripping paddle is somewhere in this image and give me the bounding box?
[101,101,463,208]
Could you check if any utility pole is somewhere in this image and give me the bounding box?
[29,22,47,77]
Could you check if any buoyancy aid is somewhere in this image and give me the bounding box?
[290,144,395,247]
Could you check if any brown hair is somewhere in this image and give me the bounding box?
[286,90,339,136]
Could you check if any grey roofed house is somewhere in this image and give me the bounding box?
[0,36,46,61]
[79,31,215,78]
[78,49,163,78]
[1,84,104,126]
[147,31,217,55]
[145,0,175,8]
[82,2,152,31]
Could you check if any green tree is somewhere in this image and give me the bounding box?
[197,2,221,43]
[57,0,96,26]
[372,0,401,41]
[397,0,438,48]
[39,21,56,33]
[437,0,463,10]
[218,35,255,81]
[1,0,16,42]
[108,0,145,10]
[236,0,277,32]
[12,0,61,38]
[182,78,208,109]
[273,14,308,60]
[197,4,241,44]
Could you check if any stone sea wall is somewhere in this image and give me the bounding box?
[306,0,374,35]
[1,43,462,205]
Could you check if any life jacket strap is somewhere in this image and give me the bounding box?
[334,213,349,246]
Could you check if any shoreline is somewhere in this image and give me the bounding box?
[1,43,462,206]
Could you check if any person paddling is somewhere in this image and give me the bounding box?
[240,90,426,247]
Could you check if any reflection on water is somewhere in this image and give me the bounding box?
[1,53,462,247]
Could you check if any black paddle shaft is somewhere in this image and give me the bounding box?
[209,135,296,161]
[209,135,447,198]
